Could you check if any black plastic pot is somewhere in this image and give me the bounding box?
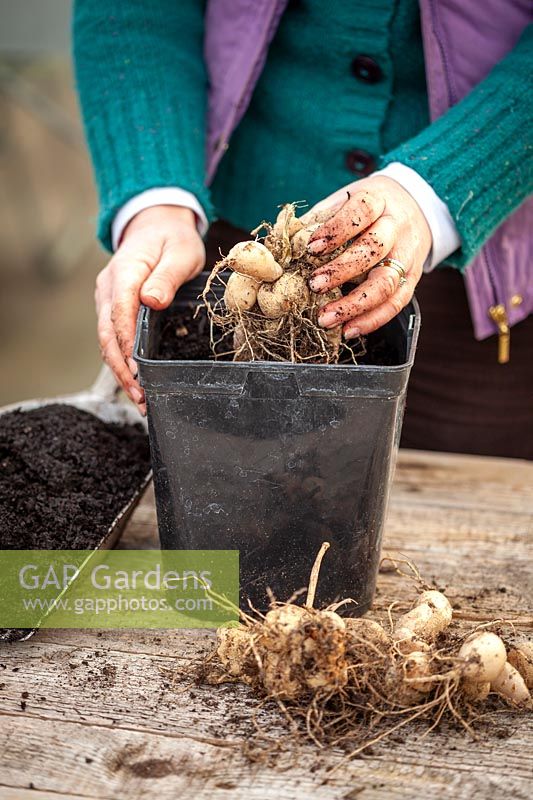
[134,273,420,614]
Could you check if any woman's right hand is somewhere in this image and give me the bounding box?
[95,205,206,414]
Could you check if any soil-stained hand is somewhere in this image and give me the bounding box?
[306,176,432,338]
[94,205,205,413]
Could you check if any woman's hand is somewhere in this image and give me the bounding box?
[306,175,432,338]
[95,205,205,413]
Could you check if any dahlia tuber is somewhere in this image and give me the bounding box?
[458,632,507,682]
[203,202,365,364]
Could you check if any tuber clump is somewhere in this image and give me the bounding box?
[203,555,532,758]
[201,202,366,364]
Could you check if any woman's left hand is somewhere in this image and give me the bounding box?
[306,175,432,338]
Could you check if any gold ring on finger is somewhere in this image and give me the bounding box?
[379,257,408,286]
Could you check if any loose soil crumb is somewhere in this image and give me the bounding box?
[0,403,151,549]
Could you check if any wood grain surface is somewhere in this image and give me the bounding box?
[1,450,531,800]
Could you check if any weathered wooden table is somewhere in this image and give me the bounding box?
[1,450,532,800]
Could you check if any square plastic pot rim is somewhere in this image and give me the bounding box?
[133,297,421,378]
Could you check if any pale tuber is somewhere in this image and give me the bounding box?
[393,590,453,651]
[217,626,254,680]
[290,223,320,260]
[261,604,311,649]
[490,661,532,708]
[272,204,304,239]
[257,271,310,319]
[223,241,283,282]
[401,650,436,694]
[344,617,390,650]
[458,632,507,682]
[224,272,259,312]
[507,641,533,689]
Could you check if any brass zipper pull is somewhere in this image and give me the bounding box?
[488,304,510,364]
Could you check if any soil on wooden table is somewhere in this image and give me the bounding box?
[0,404,151,550]
[157,305,401,366]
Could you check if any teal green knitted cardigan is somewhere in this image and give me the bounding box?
[73,0,532,269]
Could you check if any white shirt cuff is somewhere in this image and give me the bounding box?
[111,187,209,251]
[374,162,461,271]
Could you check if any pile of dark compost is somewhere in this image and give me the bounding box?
[0,403,151,550]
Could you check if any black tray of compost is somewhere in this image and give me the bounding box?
[0,366,152,642]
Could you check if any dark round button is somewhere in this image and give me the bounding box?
[345,149,376,176]
[351,55,383,84]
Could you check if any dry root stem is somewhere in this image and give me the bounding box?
[202,549,532,757]
[201,202,366,364]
